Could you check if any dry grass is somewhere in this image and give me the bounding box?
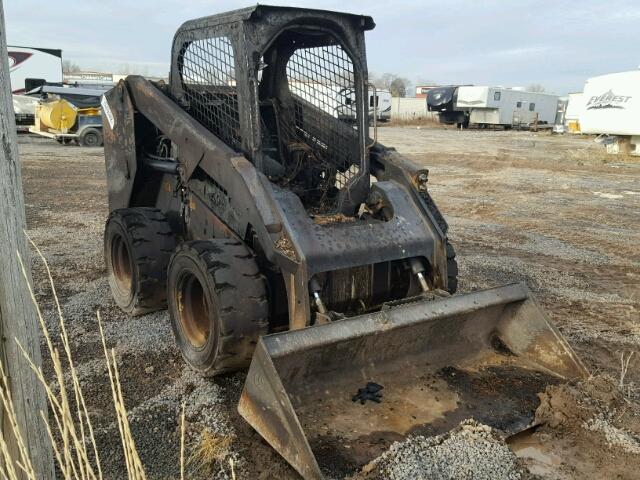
[386,116,441,128]
[0,238,185,479]
[188,430,235,474]
[619,351,638,400]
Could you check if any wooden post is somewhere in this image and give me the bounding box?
[0,2,54,477]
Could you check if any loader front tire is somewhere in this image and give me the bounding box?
[167,240,269,376]
[446,240,459,294]
[104,208,176,315]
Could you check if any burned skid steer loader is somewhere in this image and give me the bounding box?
[102,6,586,479]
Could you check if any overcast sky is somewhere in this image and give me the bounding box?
[5,0,640,94]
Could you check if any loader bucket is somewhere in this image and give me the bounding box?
[238,282,587,479]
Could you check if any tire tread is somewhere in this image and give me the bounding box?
[169,240,268,376]
[105,208,175,315]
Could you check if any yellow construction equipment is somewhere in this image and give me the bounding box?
[36,99,77,133]
[30,97,103,146]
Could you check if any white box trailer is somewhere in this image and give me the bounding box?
[580,70,640,155]
[455,86,559,127]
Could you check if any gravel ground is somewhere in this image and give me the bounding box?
[356,420,529,480]
[19,127,640,479]
[584,414,640,455]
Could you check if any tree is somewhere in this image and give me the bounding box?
[370,72,410,97]
[389,77,409,97]
[369,72,392,90]
[526,84,546,93]
[0,1,54,477]
[62,59,81,73]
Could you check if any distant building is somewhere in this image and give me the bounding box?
[63,71,168,89]
[64,71,115,84]
[415,85,439,98]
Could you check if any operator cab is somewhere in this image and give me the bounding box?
[256,27,363,213]
[170,5,375,214]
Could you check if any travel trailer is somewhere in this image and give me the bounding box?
[455,86,559,128]
[8,46,63,93]
[8,46,63,128]
[369,89,391,121]
[338,88,391,122]
[427,86,469,126]
[580,70,640,155]
[565,92,584,133]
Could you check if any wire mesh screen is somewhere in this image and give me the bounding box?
[285,45,360,190]
[180,37,241,150]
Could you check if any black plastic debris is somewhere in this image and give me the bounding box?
[352,382,384,404]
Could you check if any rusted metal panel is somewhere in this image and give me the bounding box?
[102,81,137,210]
[238,341,322,479]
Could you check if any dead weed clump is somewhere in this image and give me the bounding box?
[188,429,235,474]
[387,116,442,128]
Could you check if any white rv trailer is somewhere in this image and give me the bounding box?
[8,46,63,93]
[8,46,63,129]
[337,88,391,121]
[580,70,640,155]
[368,89,391,121]
[455,86,559,127]
[273,81,390,122]
[564,92,584,133]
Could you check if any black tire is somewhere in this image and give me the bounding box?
[446,240,459,294]
[167,240,269,376]
[104,208,176,315]
[79,127,103,147]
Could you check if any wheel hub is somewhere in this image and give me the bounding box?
[177,273,210,348]
[111,234,133,293]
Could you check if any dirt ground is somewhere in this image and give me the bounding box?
[19,127,640,479]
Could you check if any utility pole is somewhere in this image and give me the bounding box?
[0,1,54,477]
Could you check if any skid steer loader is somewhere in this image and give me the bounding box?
[102,6,586,478]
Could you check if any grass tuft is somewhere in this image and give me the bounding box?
[188,430,235,474]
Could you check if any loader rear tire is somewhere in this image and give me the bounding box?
[104,208,176,316]
[446,240,459,294]
[167,240,269,376]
